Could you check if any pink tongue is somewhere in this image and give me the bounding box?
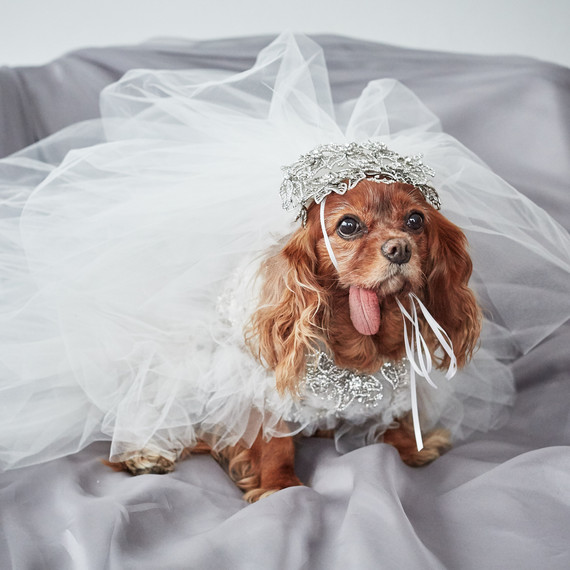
[349,286,380,336]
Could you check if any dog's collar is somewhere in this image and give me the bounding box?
[303,351,409,413]
[280,141,440,226]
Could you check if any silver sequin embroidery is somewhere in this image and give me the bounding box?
[304,351,408,413]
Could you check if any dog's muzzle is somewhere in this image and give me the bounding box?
[381,238,411,265]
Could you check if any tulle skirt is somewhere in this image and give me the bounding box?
[1,33,569,469]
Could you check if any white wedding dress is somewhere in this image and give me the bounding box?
[1,33,569,470]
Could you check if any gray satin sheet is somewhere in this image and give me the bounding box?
[1,36,569,569]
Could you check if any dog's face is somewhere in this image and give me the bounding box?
[248,179,481,394]
[315,179,429,298]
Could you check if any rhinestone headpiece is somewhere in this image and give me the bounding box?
[280,141,440,224]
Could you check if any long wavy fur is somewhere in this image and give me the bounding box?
[246,227,332,394]
[423,210,482,368]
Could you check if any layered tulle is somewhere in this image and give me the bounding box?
[0,33,569,469]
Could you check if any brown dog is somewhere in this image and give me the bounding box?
[109,179,480,502]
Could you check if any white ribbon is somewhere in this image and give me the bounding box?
[320,198,339,271]
[396,293,457,450]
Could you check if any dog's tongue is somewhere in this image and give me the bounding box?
[349,286,380,336]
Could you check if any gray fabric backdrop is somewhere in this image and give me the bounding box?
[1,35,569,569]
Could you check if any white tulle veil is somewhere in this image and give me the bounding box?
[0,33,569,469]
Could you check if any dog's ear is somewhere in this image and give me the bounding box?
[247,228,327,395]
[423,212,482,368]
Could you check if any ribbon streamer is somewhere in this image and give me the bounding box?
[320,198,339,270]
[396,294,457,450]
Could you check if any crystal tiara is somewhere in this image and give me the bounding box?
[279,141,440,224]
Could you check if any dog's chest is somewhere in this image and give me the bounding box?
[287,352,412,429]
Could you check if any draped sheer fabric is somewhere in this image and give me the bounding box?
[0,33,568,469]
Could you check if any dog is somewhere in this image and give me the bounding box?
[107,177,481,502]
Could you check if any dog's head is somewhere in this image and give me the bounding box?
[248,179,481,393]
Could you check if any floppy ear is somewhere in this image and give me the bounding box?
[246,228,329,395]
[423,212,482,369]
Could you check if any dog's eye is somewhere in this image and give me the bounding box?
[406,212,424,231]
[337,216,362,239]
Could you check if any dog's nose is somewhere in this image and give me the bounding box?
[381,238,411,265]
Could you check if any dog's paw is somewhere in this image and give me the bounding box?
[242,488,280,503]
[242,480,304,503]
[106,450,177,475]
[401,428,451,467]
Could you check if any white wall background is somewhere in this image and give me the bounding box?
[2,0,570,68]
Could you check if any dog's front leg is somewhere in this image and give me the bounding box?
[244,433,302,502]
[217,430,302,503]
[383,413,451,466]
